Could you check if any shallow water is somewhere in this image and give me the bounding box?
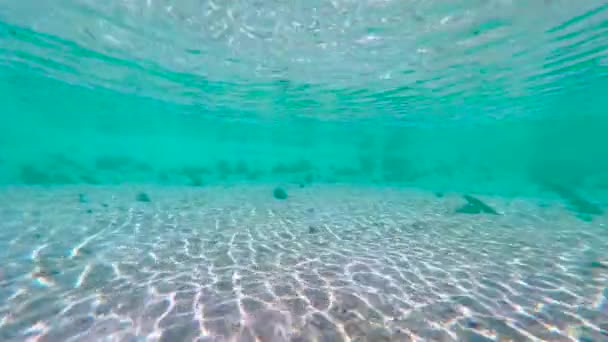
[1,0,608,197]
[1,0,608,341]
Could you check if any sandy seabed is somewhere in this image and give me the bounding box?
[0,185,606,342]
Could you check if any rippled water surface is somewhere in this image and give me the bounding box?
[0,0,607,193]
[1,1,608,341]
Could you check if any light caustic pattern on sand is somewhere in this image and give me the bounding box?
[0,186,607,342]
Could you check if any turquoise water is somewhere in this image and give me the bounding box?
[1,1,608,341]
[1,1,607,198]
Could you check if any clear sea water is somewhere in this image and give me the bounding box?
[1,1,607,341]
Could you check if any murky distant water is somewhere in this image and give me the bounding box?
[0,1,607,341]
[0,0,607,197]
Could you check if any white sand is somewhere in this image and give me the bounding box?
[0,185,606,341]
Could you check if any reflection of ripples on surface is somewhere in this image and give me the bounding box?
[0,185,606,341]
[1,1,607,120]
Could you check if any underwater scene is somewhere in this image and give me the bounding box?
[1,0,608,341]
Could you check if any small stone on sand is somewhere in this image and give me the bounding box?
[79,193,88,203]
[456,195,498,215]
[273,187,288,200]
[136,192,151,202]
